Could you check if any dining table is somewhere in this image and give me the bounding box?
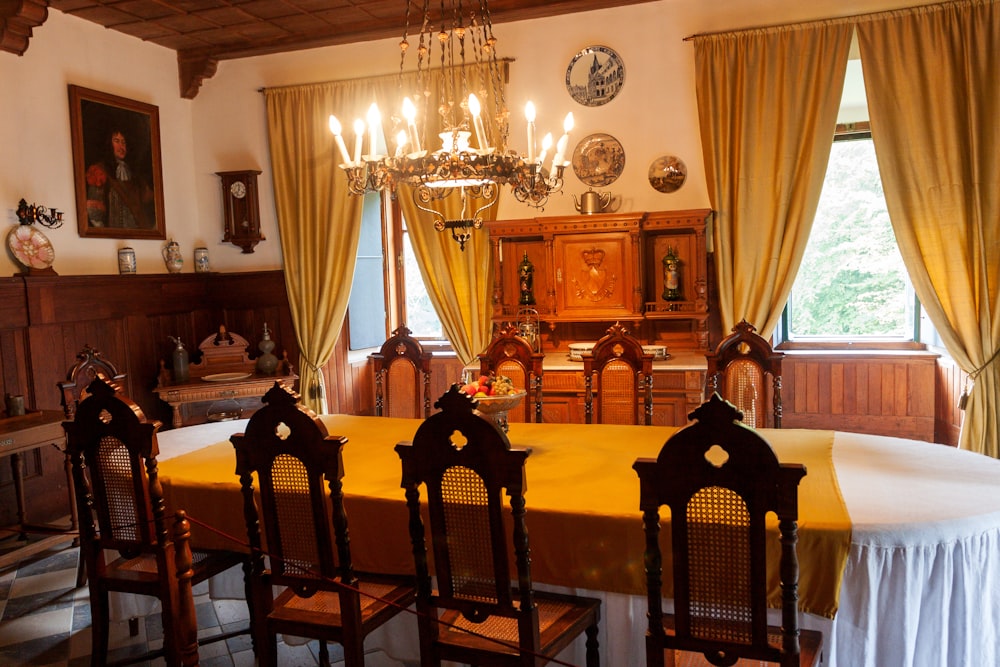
[151,414,1000,667]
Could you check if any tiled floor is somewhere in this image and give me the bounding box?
[0,536,409,666]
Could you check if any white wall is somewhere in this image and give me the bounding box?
[0,10,206,276]
[2,0,939,276]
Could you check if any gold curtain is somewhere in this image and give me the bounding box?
[264,81,371,413]
[693,22,853,337]
[856,0,1000,456]
[392,63,503,365]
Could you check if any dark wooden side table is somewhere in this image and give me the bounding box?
[0,410,78,570]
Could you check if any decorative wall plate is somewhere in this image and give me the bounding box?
[565,45,625,106]
[7,224,55,271]
[648,155,688,193]
[571,133,626,187]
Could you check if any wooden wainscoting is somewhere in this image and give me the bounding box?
[934,354,966,446]
[782,350,940,442]
[0,271,297,527]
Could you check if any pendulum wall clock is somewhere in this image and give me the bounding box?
[217,170,263,253]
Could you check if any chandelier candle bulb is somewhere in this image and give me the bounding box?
[468,94,490,151]
[328,116,351,166]
[352,118,365,165]
[395,130,409,157]
[366,103,381,159]
[402,97,421,153]
[552,134,569,172]
[552,112,574,168]
[538,133,553,166]
[525,101,536,162]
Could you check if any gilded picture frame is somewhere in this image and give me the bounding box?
[69,85,166,239]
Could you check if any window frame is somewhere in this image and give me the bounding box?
[346,193,452,354]
[776,122,925,352]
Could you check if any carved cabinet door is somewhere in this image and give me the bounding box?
[553,231,638,318]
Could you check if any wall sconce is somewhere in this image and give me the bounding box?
[16,198,64,228]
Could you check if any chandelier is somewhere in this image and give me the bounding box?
[328,0,574,250]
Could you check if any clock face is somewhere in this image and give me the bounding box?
[230,181,247,199]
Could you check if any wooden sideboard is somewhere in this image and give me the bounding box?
[154,326,297,428]
[154,373,297,428]
[486,209,712,351]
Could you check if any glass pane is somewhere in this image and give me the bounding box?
[348,191,387,350]
[788,139,913,339]
[402,226,444,339]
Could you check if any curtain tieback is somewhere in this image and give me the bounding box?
[300,355,325,400]
[959,346,1000,410]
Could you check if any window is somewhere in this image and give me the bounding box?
[347,193,444,351]
[400,219,444,339]
[347,191,388,350]
[784,132,917,342]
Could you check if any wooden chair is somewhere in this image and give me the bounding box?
[705,320,784,428]
[58,344,128,587]
[632,394,823,667]
[58,344,127,421]
[370,324,433,418]
[478,323,545,423]
[396,386,601,666]
[582,322,654,425]
[231,383,416,667]
[63,378,248,667]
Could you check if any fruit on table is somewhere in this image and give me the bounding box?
[459,374,517,397]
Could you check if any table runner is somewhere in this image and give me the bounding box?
[157,415,850,618]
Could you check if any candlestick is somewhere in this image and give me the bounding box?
[552,134,569,172]
[353,118,365,165]
[468,94,490,151]
[551,112,574,169]
[402,97,421,153]
[525,101,536,163]
[328,115,351,166]
[366,103,381,159]
[538,133,553,166]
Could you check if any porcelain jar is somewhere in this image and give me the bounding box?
[162,240,183,273]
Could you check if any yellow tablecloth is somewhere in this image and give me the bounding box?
[157,415,850,619]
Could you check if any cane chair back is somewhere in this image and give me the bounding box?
[231,383,415,667]
[59,345,127,420]
[370,325,433,418]
[396,386,601,666]
[63,378,246,667]
[582,322,654,425]
[705,320,784,428]
[478,323,545,423]
[632,394,823,667]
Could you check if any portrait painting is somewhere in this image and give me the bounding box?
[69,85,166,239]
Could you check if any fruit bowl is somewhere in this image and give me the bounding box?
[474,390,526,414]
[474,390,526,433]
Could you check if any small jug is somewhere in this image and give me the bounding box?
[162,240,183,273]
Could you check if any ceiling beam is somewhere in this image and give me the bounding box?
[0,0,48,57]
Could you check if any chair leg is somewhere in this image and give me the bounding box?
[318,640,330,667]
[585,623,600,667]
[75,552,87,588]
[89,586,110,667]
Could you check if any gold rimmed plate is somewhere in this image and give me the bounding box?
[202,372,252,382]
